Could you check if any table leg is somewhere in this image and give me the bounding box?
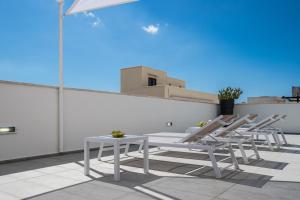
[98,142,104,161]
[84,140,90,176]
[143,138,149,174]
[124,143,130,156]
[114,141,120,181]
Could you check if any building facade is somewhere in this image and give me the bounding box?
[121,66,218,103]
[247,96,286,104]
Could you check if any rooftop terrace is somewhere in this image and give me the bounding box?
[0,134,300,200]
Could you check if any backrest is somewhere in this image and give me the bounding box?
[217,114,258,137]
[180,115,237,143]
[280,114,287,120]
[246,114,276,131]
[258,114,287,129]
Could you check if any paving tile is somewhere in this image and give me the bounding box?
[223,157,288,170]
[9,170,46,180]
[112,192,155,200]
[56,162,83,170]
[26,174,83,190]
[140,185,213,200]
[0,191,19,200]
[145,177,233,198]
[219,182,300,200]
[263,181,300,191]
[63,181,131,200]
[121,158,202,174]
[98,171,159,187]
[54,169,101,181]
[0,180,52,199]
[0,175,18,185]
[218,187,274,200]
[36,166,69,174]
[28,190,87,200]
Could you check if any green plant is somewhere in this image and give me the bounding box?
[218,87,243,100]
[111,130,125,138]
[196,121,207,127]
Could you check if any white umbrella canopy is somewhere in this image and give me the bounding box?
[66,0,138,15]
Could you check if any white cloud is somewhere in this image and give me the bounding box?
[84,11,96,18]
[82,11,104,28]
[92,17,103,28]
[142,24,159,35]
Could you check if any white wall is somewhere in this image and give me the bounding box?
[235,104,300,133]
[0,81,218,161]
[63,89,217,151]
[0,82,58,161]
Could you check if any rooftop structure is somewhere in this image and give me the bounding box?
[248,96,287,104]
[121,66,218,103]
[248,87,300,104]
[282,86,300,103]
[292,86,300,97]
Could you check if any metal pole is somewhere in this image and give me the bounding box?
[58,0,64,152]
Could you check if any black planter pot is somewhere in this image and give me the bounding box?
[220,99,235,115]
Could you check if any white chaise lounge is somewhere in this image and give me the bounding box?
[256,114,288,146]
[208,114,261,164]
[238,114,287,150]
[126,115,240,178]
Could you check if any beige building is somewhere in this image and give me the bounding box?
[247,96,286,104]
[121,66,218,103]
[248,87,300,104]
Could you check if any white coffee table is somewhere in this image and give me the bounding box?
[84,135,149,181]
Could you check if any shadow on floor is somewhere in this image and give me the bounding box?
[120,157,272,188]
[0,146,139,176]
[98,171,182,199]
[26,170,183,200]
[156,150,288,170]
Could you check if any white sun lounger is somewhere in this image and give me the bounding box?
[208,114,261,164]
[129,115,240,178]
[239,114,287,150]
[256,114,288,146]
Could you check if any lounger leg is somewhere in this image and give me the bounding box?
[276,132,282,145]
[97,142,104,161]
[272,133,277,144]
[256,134,259,141]
[281,131,288,144]
[250,138,260,159]
[138,143,143,153]
[188,142,192,151]
[273,133,281,148]
[124,143,130,156]
[228,145,239,170]
[238,141,249,164]
[265,134,274,151]
[208,148,222,178]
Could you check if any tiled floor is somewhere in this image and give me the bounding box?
[0,135,300,200]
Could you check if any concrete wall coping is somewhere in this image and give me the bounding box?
[236,103,299,105]
[0,80,218,105]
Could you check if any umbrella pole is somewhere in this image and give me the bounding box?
[58,0,64,153]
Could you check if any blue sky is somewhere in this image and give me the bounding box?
[0,0,299,101]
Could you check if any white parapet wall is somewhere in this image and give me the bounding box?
[0,81,218,161]
[235,103,300,134]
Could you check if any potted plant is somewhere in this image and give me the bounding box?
[111,130,125,138]
[218,87,243,115]
[195,121,207,127]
